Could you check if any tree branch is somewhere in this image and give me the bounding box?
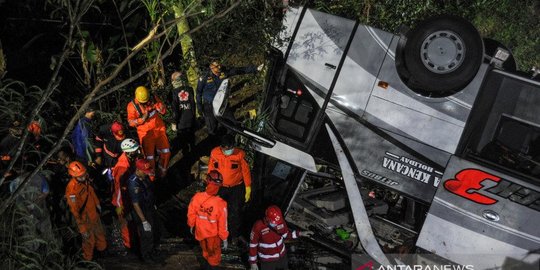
[0,0,242,215]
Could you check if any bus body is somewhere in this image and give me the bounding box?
[215,6,540,269]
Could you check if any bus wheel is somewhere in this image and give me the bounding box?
[398,15,483,97]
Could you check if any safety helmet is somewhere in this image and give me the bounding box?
[265,205,284,226]
[121,138,140,153]
[206,170,223,186]
[27,121,42,137]
[68,161,87,178]
[135,86,150,103]
[110,121,125,139]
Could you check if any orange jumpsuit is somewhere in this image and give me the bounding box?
[111,153,135,248]
[127,96,170,178]
[187,191,228,266]
[208,147,251,188]
[208,147,251,238]
[65,178,106,261]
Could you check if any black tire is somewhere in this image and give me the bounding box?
[399,15,483,97]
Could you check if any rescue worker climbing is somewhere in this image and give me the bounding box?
[248,205,313,270]
[196,59,262,135]
[207,134,251,248]
[111,138,141,251]
[127,86,170,179]
[65,161,107,261]
[187,170,228,269]
[128,158,161,263]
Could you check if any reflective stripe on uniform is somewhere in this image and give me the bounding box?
[103,144,119,158]
[197,215,217,223]
[115,188,122,207]
[291,230,297,238]
[250,243,258,248]
[258,238,283,249]
[146,155,154,160]
[249,255,257,262]
[159,148,170,153]
[258,246,285,259]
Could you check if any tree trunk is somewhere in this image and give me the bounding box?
[172,4,200,92]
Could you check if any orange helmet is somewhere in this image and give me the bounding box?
[68,161,87,177]
[265,205,284,226]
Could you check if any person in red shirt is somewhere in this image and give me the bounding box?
[127,86,170,179]
[248,205,313,270]
[65,161,107,261]
[207,134,251,246]
[187,170,228,269]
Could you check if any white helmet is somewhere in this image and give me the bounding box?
[121,138,139,153]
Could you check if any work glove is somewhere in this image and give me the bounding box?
[245,186,252,203]
[222,239,228,251]
[142,221,152,232]
[250,264,259,270]
[115,206,124,216]
[171,123,177,132]
[190,227,194,235]
[81,231,90,240]
[301,230,314,237]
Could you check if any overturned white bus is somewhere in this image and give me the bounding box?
[213,6,540,270]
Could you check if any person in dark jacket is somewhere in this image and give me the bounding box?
[95,121,129,168]
[195,60,261,135]
[128,159,161,263]
[170,71,196,154]
[72,107,97,166]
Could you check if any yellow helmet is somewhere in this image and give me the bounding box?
[135,86,149,103]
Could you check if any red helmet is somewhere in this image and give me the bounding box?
[265,205,284,226]
[68,161,87,177]
[110,121,125,140]
[27,121,42,137]
[206,170,223,186]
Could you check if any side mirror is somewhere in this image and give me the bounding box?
[213,79,230,117]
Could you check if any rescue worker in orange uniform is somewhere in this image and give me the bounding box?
[127,86,170,179]
[208,134,251,247]
[111,138,141,251]
[65,161,107,261]
[187,170,229,269]
[248,205,313,270]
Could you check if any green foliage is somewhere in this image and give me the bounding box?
[0,190,96,270]
[311,0,540,71]
[189,0,286,66]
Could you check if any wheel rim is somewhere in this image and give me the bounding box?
[420,30,465,74]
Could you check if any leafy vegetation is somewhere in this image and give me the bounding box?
[311,0,540,71]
